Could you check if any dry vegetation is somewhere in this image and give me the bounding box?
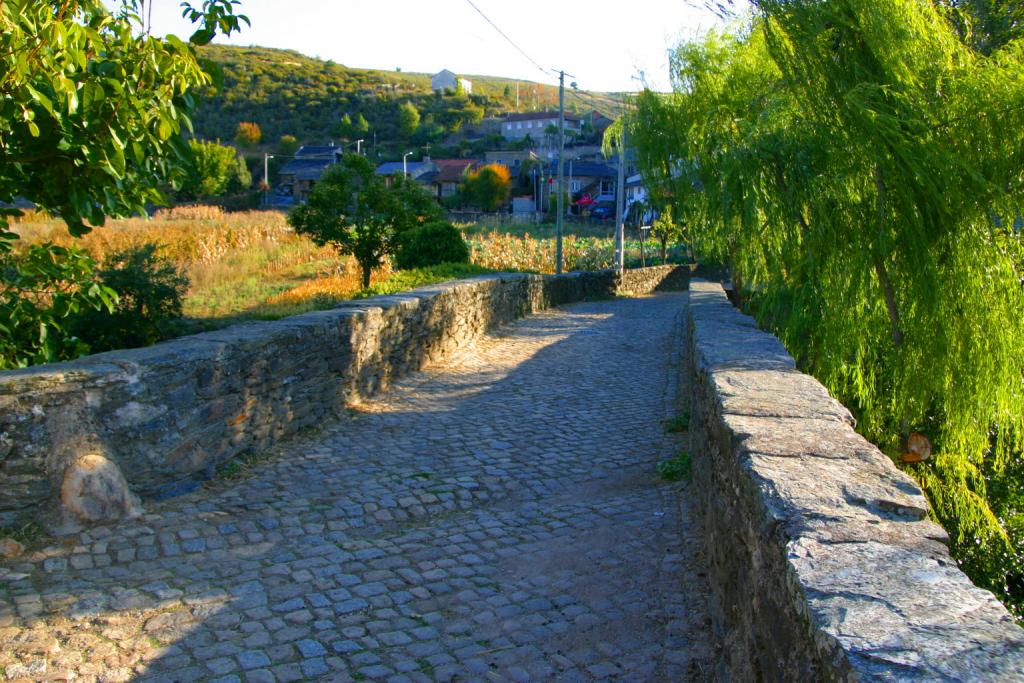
[10,209,656,331]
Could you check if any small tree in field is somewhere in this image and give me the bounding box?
[462,163,511,211]
[650,205,684,264]
[234,121,261,148]
[288,154,438,288]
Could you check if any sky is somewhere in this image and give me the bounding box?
[136,0,731,93]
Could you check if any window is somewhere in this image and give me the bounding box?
[527,121,532,128]
[516,122,522,129]
[570,180,582,192]
[600,179,614,194]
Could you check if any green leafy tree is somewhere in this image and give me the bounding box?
[0,244,116,368]
[0,0,247,241]
[0,0,246,367]
[631,0,1024,614]
[334,113,353,139]
[180,139,252,199]
[650,205,683,264]
[288,154,438,288]
[276,134,299,156]
[354,113,370,135]
[388,175,444,233]
[397,101,421,137]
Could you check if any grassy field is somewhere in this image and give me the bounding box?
[10,209,677,333]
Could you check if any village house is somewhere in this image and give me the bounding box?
[431,69,472,94]
[501,111,582,142]
[544,160,618,204]
[374,159,434,187]
[275,144,342,203]
[423,159,479,200]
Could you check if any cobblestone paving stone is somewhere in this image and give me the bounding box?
[0,293,711,682]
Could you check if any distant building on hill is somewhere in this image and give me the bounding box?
[431,69,472,94]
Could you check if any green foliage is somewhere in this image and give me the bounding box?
[288,154,440,288]
[352,263,494,299]
[461,164,512,212]
[397,101,421,137]
[0,243,117,368]
[354,113,370,135]
[658,451,692,482]
[0,0,245,242]
[180,139,252,199]
[0,0,243,368]
[70,244,189,352]
[234,120,261,148]
[389,176,445,234]
[394,221,470,270]
[650,206,684,264]
[276,134,299,156]
[632,0,1024,615]
[185,46,625,154]
[664,411,690,433]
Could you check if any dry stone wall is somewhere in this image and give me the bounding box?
[688,279,1024,681]
[0,266,688,529]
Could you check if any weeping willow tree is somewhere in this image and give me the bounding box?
[634,0,1024,615]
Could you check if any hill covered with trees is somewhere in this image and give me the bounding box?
[191,45,623,157]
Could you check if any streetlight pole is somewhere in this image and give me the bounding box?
[403,151,412,178]
[615,123,626,272]
[355,139,364,156]
[263,153,274,207]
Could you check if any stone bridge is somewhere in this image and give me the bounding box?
[1,268,1022,681]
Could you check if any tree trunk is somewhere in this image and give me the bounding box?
[361,264,371,289]
[660,237,668,264]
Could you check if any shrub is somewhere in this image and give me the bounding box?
[393,221,470,270]
[0,243,116,369]
[71,244,189,352]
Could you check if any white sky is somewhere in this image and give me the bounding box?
[136,0,730,92]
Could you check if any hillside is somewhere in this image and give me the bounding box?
[191,45,624,157]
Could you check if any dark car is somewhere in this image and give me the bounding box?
[590,204,615,220]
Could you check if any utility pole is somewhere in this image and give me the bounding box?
[556,70,565,274]
[615,123,626,272]
[355,139,363,156]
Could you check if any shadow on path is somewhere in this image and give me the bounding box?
[0,293,711,682]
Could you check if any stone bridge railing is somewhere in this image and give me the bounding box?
[0,266,689,530]
[688,279,1024,680]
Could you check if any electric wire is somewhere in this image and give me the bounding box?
[462,0,554,79]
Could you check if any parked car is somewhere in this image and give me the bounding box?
[590,204,615,220]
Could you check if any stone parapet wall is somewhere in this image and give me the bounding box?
[687,280,1024,680]
[0,266,689,529]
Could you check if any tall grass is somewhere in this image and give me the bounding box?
[10,209,683,333]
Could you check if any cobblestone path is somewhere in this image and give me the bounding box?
[0,293,711,682]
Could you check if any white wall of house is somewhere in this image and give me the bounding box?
[502,116,581,140]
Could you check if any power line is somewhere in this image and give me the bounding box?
[462,0,553,79]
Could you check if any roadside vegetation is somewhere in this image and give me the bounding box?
[6,208,689,354]
[628,0,1024,617]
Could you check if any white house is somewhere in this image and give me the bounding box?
[431,69,472,94]
[501,111,582,142]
